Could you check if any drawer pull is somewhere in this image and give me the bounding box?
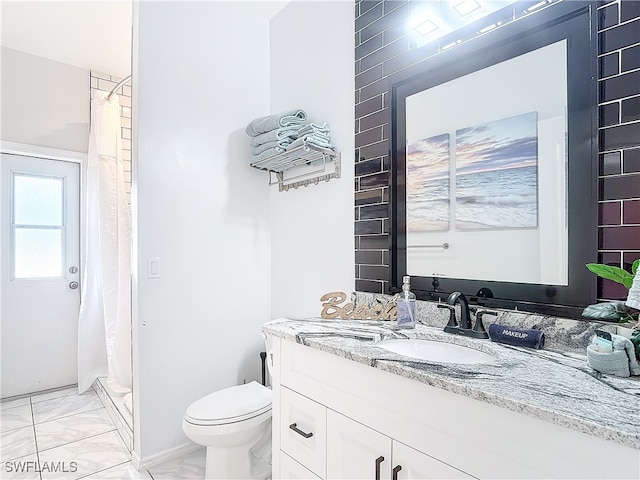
[289,423,313,438]
[392,465,402,480]
[375,456,384,480]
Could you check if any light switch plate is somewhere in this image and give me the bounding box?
[147,257,160,279]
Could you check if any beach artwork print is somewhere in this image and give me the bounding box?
[406,132,450,232]
[455,112,538,230]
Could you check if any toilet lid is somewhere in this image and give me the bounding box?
[185,381,272,426]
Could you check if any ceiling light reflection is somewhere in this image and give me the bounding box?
[452,0,482,17]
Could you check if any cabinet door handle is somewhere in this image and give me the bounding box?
[375,456,384,480]
[289,423,313,438]
[392,465,402,480]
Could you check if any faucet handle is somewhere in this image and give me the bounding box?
[471,310,498,338]
[437,304,458,333]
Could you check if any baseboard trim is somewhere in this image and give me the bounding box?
[132,442,200,471]
[1,384,77,402]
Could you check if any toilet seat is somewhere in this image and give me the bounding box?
[184,381,272,426]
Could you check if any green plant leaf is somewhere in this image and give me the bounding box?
[586,263,634,289]
[632,259,639,276]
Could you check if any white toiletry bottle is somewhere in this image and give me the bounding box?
[397,275,416,329]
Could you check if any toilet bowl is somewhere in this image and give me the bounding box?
[182,381,272,479]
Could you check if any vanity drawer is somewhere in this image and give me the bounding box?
[281,386,327,479]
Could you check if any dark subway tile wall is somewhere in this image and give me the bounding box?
[600,1,619,29]
[623,199,640,224]
[599,201,621,225]
[600,102,620,126]
[621,0,640,22]
[600,52,619,77]
[354,0,640,300]
[599,70,640,102]
[600,122,640,151]
[600,174,640,200]
[356,250,383,265]
[599,19,640,54]
[601,152,622,175]
[355,65,384,89]
[600,225,640,249]
[624,148,640,173]
[622,96,640,122]
[356,189,383,205]
[621,44,640,71]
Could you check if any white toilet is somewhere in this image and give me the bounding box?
[182,335,274,479]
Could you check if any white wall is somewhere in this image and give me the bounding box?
[269,1,355,319]
[1,47,89,152]
[132,0,282,460]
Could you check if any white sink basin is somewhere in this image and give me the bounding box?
[376,339,496,365]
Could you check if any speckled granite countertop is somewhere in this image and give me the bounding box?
[263,318,640,450]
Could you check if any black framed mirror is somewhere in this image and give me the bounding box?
[390,1,598,318]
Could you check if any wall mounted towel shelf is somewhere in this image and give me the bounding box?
[250,143,340,192]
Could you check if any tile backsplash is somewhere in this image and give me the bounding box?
[90,71,132,206]
[354,0,640,302]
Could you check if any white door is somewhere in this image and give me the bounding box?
[326,410,392,480]
[1,152,80,398]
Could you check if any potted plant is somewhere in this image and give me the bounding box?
[585,259,639,338]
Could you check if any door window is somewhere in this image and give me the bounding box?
[12,173,65,279]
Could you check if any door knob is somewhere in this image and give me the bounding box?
[69,281,79,289]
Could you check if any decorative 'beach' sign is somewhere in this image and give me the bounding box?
[319,292,397,320]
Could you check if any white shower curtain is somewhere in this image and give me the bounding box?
[78,90,132,394]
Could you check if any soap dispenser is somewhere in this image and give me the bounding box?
[397,275,416,329]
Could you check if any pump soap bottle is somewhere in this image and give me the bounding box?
[397,275,416,329]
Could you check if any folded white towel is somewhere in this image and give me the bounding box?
[245,110,307,137]
[252,140,289,156]
[297,122,330,136]
[250,125,302,147]
[625,268,640,310]
[298,131,331,142]
[289,135,336,151]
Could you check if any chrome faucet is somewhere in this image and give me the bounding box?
[447,291,472,330]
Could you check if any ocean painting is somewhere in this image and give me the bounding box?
[406,133,450,232]
[455,112,538,230]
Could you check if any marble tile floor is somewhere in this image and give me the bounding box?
[1,388,206,479]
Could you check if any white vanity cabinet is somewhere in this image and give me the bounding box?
[327,410,473,480]
[267,335,640,480]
